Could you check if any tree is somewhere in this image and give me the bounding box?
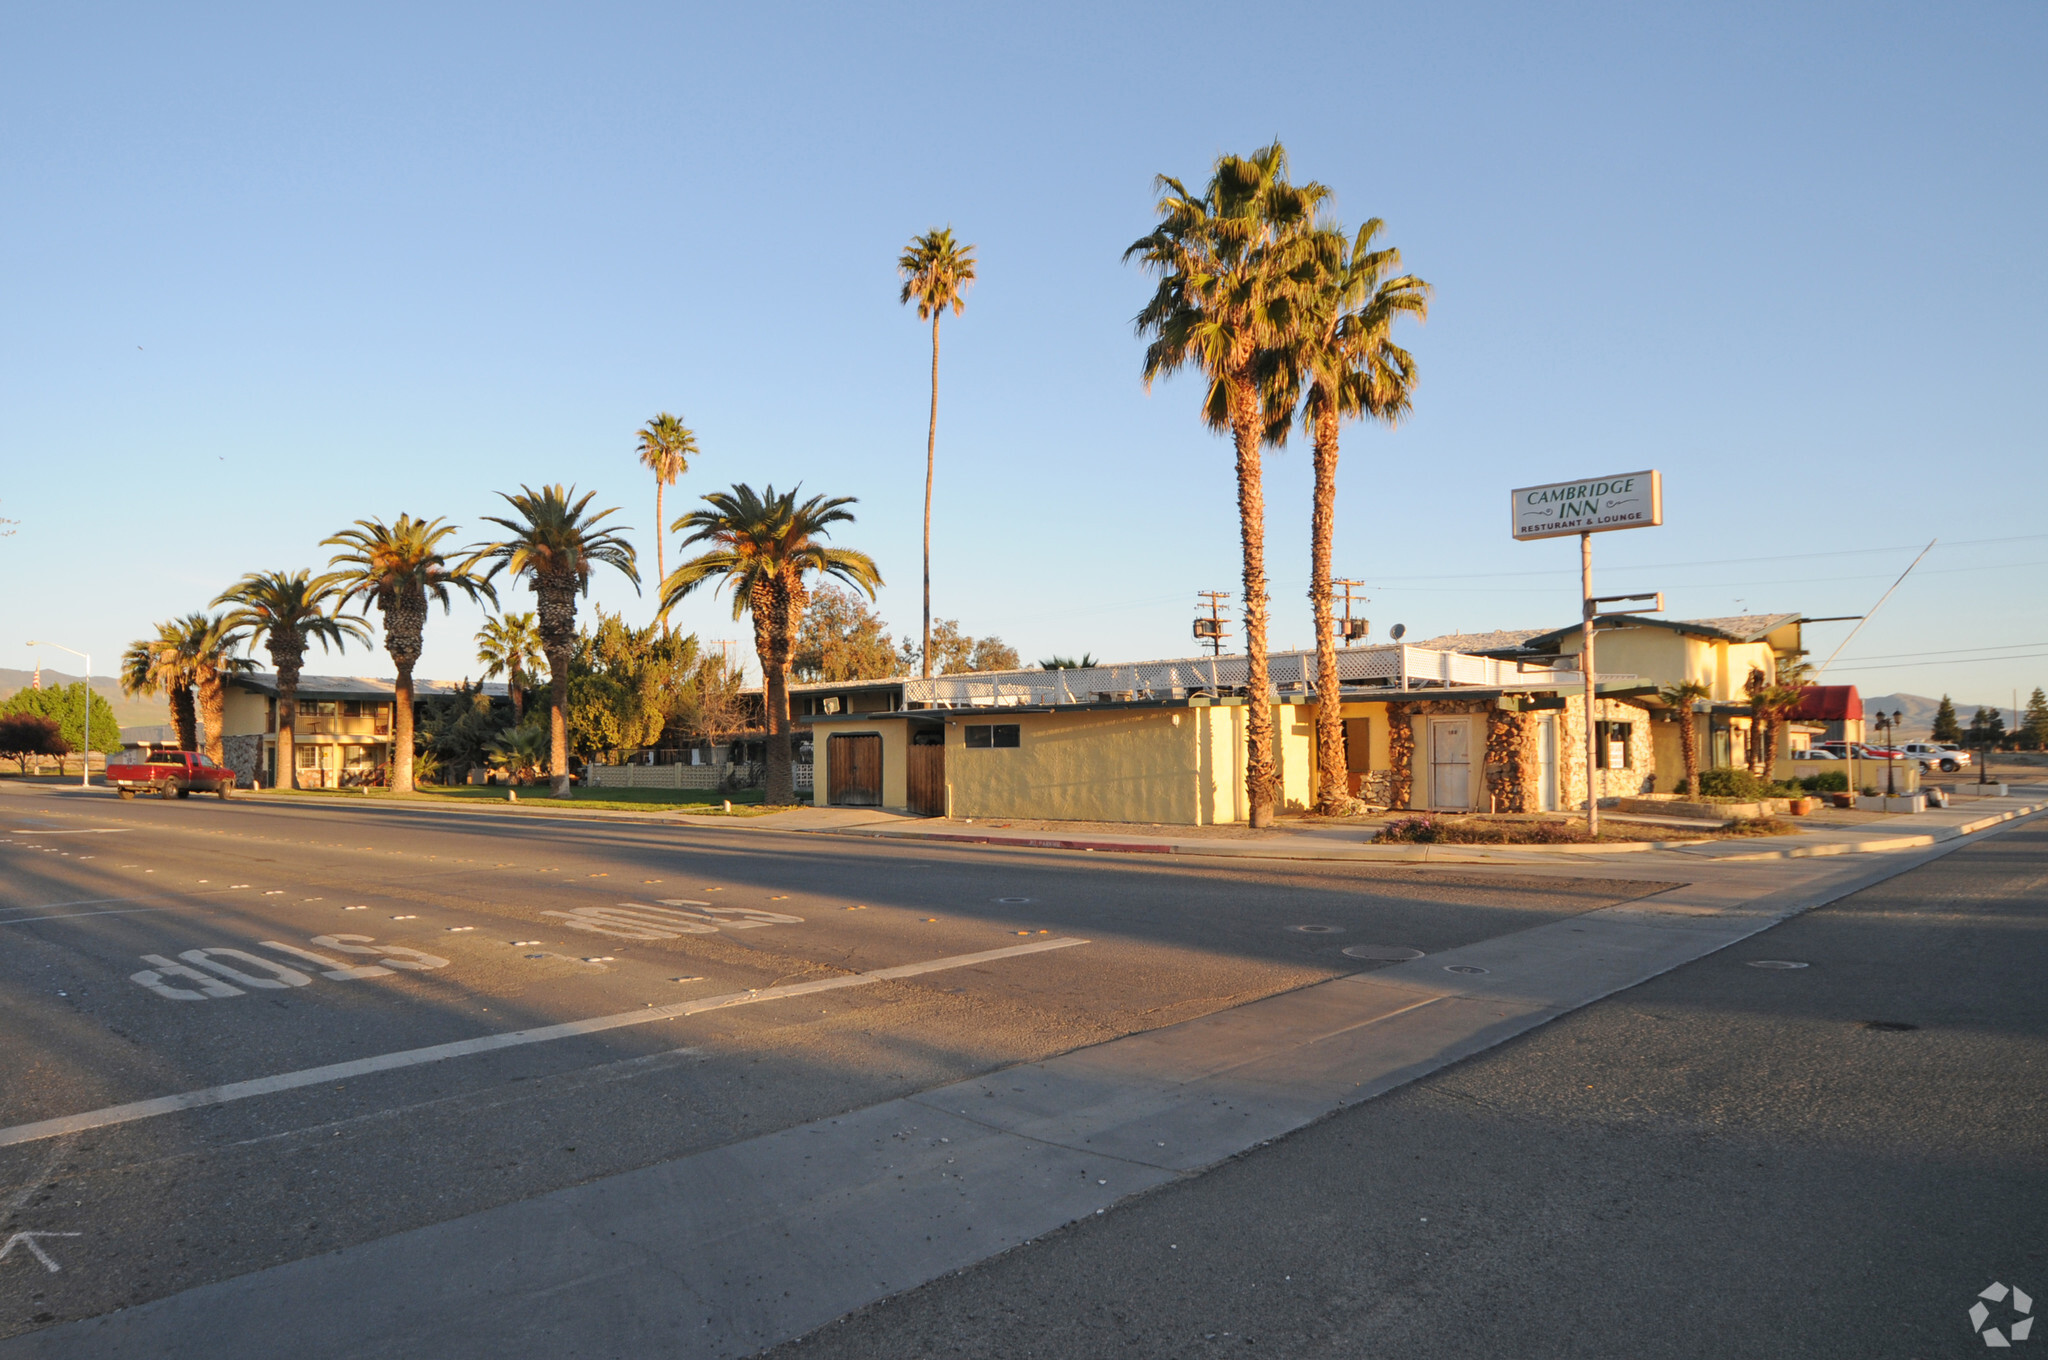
[3,683,121,760]
[899,620,1019,675]
[1039,654,1098,670]
[1128,143,1326,827]
[417,684,515,781]
[1264,220,1429,814]
[1968,705,2006,748]
[1658,680,1713,794]
[468,485,638,797]
[793,584,899,682]
[898,227,977,681]
[669,653,749,744]
[0,713,67,773]
[659,483,881,805]
[2022,687,2048,752]
[1930,694,1961,742]
[122,622,198,750]
[214,569,367,789]
[476,612,546,720]
[635,413,698,611]
[166,613,254,767]
[565,609,699,764]
[324,515,497,793]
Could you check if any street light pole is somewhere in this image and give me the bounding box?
[25,641,92,788]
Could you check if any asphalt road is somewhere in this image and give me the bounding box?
[765,816,2048,1359]
[0,782,1664,1341]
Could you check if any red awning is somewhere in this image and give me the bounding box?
[1787,685,1861,721]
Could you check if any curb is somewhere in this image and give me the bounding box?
[820,800,2047,866]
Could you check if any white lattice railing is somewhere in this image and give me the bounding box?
[897,646,1588,709]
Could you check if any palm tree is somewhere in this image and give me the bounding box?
[121,622,198,751]
[167,613,255,768]
[323,515,496,793]
[897,227,977,680]
[635,413,698,611]
[468,486,638,797]
[1658,680,1713,794]
[659,483,881,805]
[1271,220,1430,815]
[1128,142,1326,828]
[214,569,368,789]
[476,612,546,720]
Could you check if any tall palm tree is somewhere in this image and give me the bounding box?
[659,483,881,806]
[167,613,255,768]
[323,515,496,793]
[476,611,546,720]
[121,622,198,751]
[1270,220,1430,814]
[214,569,368,789]
[897,227,977,679]
[1128,142,1326,827]
[468,486,638,797]
[1658,680,1713,794]
[635,413,698,612]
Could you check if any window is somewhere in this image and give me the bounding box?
[1595,721,1633,770]
[342,700,363,718]
[965,724,1020,749]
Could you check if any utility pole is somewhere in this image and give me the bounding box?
[1332,579,1368,647]
[1193,592,1232,657]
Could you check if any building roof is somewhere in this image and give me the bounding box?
[1521,612,1803,651]
[1786,685,1862,721]
[1403,628,1552,657]
[229,673,509,700]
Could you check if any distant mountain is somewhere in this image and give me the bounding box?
[1861,692,2020,741]
[0,668,170,728]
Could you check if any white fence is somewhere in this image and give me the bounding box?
[584,761,813,791]
[898,645,1586,709]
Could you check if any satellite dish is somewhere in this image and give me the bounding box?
[1389,624,1407,641]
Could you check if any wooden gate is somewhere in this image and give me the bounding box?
[827,733,882,806]
[907,742,946,817]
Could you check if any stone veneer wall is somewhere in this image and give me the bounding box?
[221,734,264,789]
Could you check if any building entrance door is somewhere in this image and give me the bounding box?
[827,734,883,807]
[1427,718,1473,810]
[1536,715,1559,811]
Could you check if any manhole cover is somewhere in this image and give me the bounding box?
[1747,960,1809,969]
[1444,964,1490,975]
[1342,945,1426,961]
[1291,924,1343,935]
[994,897,1033,904]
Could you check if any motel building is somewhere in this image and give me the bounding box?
[796,613,1828,825]
[217,674,508,788]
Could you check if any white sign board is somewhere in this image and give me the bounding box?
[1510,470,1662,541]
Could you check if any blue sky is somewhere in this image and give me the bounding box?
[4,3,2043,709]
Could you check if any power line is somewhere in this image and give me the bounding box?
[1833,652,2048,672]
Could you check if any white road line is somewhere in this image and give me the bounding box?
[0,908,175,926]
[0,936,1089,1149]
[4,828,131,834]
[0,897,145,914]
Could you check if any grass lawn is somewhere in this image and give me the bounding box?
[261,785,782,816]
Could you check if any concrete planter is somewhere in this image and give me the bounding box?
[1854,795,1885,812]
[1615,797,1759,823]
[1970,783,2009,797]
[1883,794,1927,814]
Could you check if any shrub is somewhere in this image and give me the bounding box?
[1375,815,1597,845]
[1799,770,1848,793]
[1695,768,1764,800]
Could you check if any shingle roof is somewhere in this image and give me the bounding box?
[1404,628,1551,656]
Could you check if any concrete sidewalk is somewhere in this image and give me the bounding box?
[10,806,2041,1359]
[806,790,2048,866]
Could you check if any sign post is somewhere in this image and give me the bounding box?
[1510,472,1664,834]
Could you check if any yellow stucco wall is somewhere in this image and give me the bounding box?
[221,689,269,738]
[1555,628,1787,701]
[811,720,912,810]
[946,708,1200,824]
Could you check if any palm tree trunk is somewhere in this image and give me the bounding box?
[278,672,299,791]
[1679,716,1698,794]
[196,674,228,768]
[1227,367,1276,828]
[922,314,940,679]
[547,653,571,797]
[391,661,416,793]
[654,483,667,635]
[1309,401,1347,815]
[759,577,801,804]
[171,684,197,752]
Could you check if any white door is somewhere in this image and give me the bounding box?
[1428,719,1473,810]
[1536,716,1559,811]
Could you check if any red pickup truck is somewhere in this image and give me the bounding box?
[107,750,236,800]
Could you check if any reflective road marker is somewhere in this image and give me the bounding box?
[0,937,1090,1149]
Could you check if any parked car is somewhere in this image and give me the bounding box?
[1791,749,1842,760]
[1899,742,1971,772]
[106,749,235,800]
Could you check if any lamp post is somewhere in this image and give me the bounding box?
[1872,708,1903,797]
[24,641,92,788]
